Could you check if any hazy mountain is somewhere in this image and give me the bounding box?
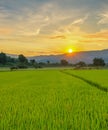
[28,49,108,64]
[6,54,18,58]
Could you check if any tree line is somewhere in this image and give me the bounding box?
[0,52,106,69]
[0,52,28,68]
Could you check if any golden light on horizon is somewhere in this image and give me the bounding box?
[68,48,73,53]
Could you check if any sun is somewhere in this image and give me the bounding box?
[68,48,73,53]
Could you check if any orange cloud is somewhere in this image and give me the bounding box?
[0,28,13,35]
[78,30,108,45]
[80,39,108,43]
[50,35,66,39]
[84,30,108,39]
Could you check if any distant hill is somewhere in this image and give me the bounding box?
[28,49,108,64]
[6,54,18,58]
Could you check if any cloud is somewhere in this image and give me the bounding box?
[0,7,10,19]
[1,0,108,56]
[0,3,72,37]
[80,39,108,44]
[54,22,86,40]
[53,14,89,38]
[84,30,108,39]
[77,30,108,46]
[50,35,66,39]
[35,28,40,36]
[98,12,108,24]
[71,15,88,25]
[0,28,13,35]
[0,2,89,37]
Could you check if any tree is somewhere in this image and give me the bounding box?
[30,59,36,65]
[47,60,50,64]
[18,54,28,63]
[0,52,7,64]
[7,56,16,63]
[30,59,39,68]
[76,61,86,67]
[93,58,105,66]
[61,59,68,66]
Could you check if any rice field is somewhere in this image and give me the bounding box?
[0,69,108,130]
[64,69,108,91]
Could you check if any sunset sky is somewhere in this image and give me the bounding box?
[0,0,108,56]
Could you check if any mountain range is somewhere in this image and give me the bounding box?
[27,49,108,64]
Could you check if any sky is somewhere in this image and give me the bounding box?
[0,0,108,56]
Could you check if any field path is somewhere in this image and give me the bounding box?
[60,70,108,92]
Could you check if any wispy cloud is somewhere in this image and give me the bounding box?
[84,30,108,39]
[50,35,66,39]
[71,15,88,25]
[1,0,108,55]
[1,1,90,38]
[98,12,108,24]
[77,30,108,49]
[0,3,73,37]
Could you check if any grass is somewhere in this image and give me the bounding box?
[0,69,108,130]
[65,69,108,88]
[61,70,108,92]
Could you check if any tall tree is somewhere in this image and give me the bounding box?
[61,59,68,66]
[93,58,105,66]
[18,54,28,63]
[30,59,36,65]
[47,60,50,64]
[76,61,86,67]
[0,52,7,64]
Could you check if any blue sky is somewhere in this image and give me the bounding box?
[0,0,108,56]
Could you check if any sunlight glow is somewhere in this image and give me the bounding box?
[68,49,73,53]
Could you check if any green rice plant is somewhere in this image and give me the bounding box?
[0,70,108,130]
[65,69,108,89]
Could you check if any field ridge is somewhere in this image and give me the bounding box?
[60,70,108,92]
